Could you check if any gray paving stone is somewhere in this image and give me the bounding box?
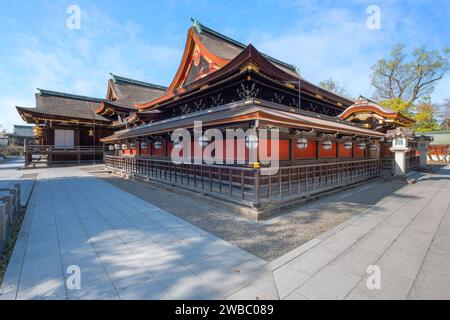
[373,222,407,240]
[284,291,309,300]
[24,235,60,261]
[330,247,380,277]
[117,279,171,300]
[350,233,393,255]
[346,271,414,300]
[408,268,450,300]
[431,227,450,252]
[226,284,275,300]
[17,277,67,300]
[420,248,450,276]
[158,269,224,300]
[334,225,371,240]
[296,266,361,300]
[377,246,426,280]
[273,265,310,299]
[286,248,337,275]
[67,275,118,300]
[315,233,358,255]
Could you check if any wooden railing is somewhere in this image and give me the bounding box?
[25,145,104,153]
[105,155,381,209]
[24,145,105,166]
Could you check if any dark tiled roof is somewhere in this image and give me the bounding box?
[109,74,167,105]
[192,18,297,74]
[21,89,109,122]
[191,19,353,103]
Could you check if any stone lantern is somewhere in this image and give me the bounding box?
[387,128,413,176]
[416,135,433,168]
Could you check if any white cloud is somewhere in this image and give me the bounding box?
[248,1,449,102]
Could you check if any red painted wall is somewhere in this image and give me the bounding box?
[152,142,166,157]
[338,143,353,158]
[294,139,316,159]
[259,139,290,162]
[354,146,365,158]
[141,144,151,156]
[318,142,337,158]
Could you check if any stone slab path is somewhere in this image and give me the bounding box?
[262,166,450,300]
[1,164,449,300]
[0,166,270,300]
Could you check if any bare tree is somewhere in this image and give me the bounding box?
[318,78,350,98]
[439,98,450,130]
[371,44,450,106]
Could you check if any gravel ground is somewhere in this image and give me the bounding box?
[85,166,406,262]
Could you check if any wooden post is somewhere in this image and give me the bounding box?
[336,142,339,159]
[316,140,320,160]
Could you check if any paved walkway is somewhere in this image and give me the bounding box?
[0,166,271,300]
[0,164,449,299]
[262,166,450,299]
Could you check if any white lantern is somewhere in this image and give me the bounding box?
[108,145,115,151]
[114,144,121,150]
[358,143,366,150]
[121,144,128,150]
[129,143,136,150]
[296,138,308,149]
[245,135,259,149]
[198,135,209,147]
[343,141,353,150]
[322,140,332,150]
[154,141,162,149]
[140,142,149,149]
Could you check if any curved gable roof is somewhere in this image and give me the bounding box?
[107,74,167,105]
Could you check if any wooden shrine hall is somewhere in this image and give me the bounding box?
[15,19,424,216]
[16,74,167,166]
[99,19,402,216]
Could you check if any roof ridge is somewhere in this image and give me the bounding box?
[110,73,168,91]
[37,89,104,103]
[190,18,297,72]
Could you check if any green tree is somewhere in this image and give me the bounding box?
[371,44,450,110]
[379,98,412,116]
[413,99,441,132]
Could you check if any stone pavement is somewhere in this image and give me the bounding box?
[1,164,449,300]
[0,166,271,300]
[261,166,450,300]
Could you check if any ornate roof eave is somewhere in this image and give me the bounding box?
[166,27,231,93]
[136,44,298,110]
[339,102,416,126]
[95,100,137,117]
[102,99,384,143]
[16,106,111,126]
[386,127,415,139]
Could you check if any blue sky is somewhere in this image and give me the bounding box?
[0,0,449,131]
